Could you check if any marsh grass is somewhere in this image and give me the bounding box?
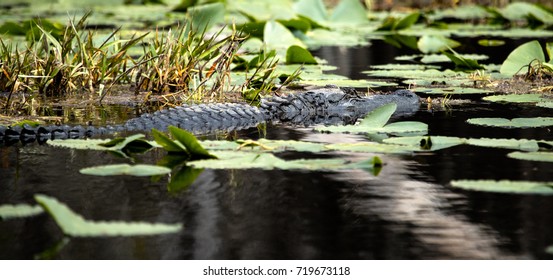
[0,13,283,114]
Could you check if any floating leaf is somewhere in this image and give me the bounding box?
[415,87,491,95]
[508,151,553,162]
[483,93,547,103]
[467,117,553,128]
[466,138,544,151]
[48,139,113,150]
[417,35,460,53]
[285,45,317,64]
[325,142,416,154]
[383,135,466,151]
[478,39,505,47]
[450,180,553,195]
[34,195,182,237]
[80,164,171,177]
[190,151,345,170]
[500,40,545,76]
[0,204,44,220]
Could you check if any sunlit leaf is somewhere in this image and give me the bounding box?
[329,0,369,25]
[443,50,485,71]
[294,0,328,24]
[508,151,553,162]
[0,204,44,220]
[152,128,186,153]
[264,20,305,49]
[477,39,505,47]
[450,180,553,195]
[417,35,460,53]
[325,142,416,154]
[483,93,547,103]
[467,117,553,128]
[168,126,217,159]
[383,135,466,151]
[80,164,171,176]
[35,195,182,237]
[500,40,545,76]
[415,87,491,95]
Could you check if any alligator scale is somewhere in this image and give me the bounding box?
[0,87,420,144]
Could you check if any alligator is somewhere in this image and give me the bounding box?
[0,87,420,145]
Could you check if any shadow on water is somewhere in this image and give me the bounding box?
[2,40,553,259]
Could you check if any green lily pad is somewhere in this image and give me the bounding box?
[466,138,545,151]
[537,102,553,109]
[383,135,466,151]
[483,93,547,103]
[325,142,416,154]
[48,139,114,150]
[316,103,428,135]
[450,180,553,195]
[299,79,395,88]
[0,204,44,220]
[467,117,553,128]
[34,194,182,237]
[189,151,353,170]
[417,35,460,53]
[508,151,553,162]
[80,164,172,177]
[415,87,492,94]
[285,45,317,65]
[500,40,545,76]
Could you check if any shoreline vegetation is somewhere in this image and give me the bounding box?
[0,0,552,122]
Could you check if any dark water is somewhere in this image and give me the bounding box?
[2,41,553,260]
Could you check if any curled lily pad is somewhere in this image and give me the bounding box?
[500,40,545,76]
[467,117,553,128]
[34,195,182,237]
[80,164,171,177]
[450,180,553,195]
[0,204,44,220]
[508,151,553,162]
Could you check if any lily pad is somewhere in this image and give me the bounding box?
[417,35,460,53]
[415,87,492,95]
[80,164,172,177]
[483,93,547,103]
[325,142,416,154]
[285,45,317,64]
[316,103,427,135]
[467,117,553,128]
[383,135,466,151]
[189,151,353,170]
[450,180,553,195]
[466,138,546,151]
[0,204,44,220]
[34,195,182,237]
[508,151,553,162]
[500,40,545,76]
